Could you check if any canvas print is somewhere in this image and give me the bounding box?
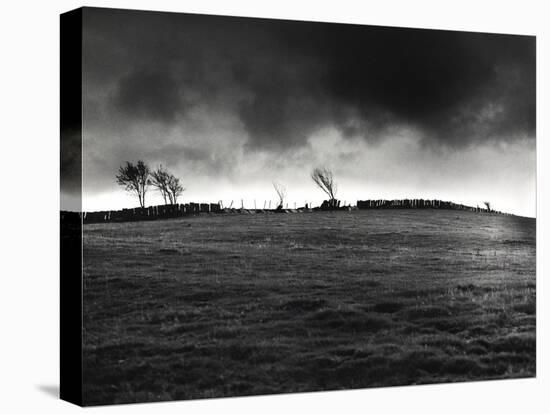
[60,7,536,406]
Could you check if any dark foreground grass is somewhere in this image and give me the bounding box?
[82,209,535,405]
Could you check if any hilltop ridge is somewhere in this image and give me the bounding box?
[59,198,515,224]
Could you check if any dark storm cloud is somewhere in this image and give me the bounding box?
[114,69,184,122]
[60,128,81,195]
[276,22,535,146]
[83,7,535,153]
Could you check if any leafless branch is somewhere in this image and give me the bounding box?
[272,181,287,209]
[311,167,337,200]
[116,160,150,208]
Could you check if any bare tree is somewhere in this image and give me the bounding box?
[150,165,171,205]
[311,167,337,201]
[150,165,185,204]
[167,174,185,204]
[272,181,287,209]
[483,201,491,211]
[116,160,150,208]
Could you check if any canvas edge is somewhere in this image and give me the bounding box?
[60,7,84,407]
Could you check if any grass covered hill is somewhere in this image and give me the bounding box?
[82,209,535,405]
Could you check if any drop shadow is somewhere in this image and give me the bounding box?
[36,384,59,399]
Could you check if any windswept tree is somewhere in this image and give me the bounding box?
[311,167,337,202]
[272,181,287,209]
[116,160,150,208]
[150,165,171,204]
[166,174,185,204]
[150,165,185,204]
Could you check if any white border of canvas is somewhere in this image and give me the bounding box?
[0,0,547,413]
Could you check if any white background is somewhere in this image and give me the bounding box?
[0,0,548,412]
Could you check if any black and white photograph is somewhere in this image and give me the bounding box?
[4,0,550,412]
[58,6,539,406]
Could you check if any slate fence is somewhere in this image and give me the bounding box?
[356,199,503,214]
[82,202,222,224]
[59,198,507,225]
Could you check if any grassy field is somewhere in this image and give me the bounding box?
[82,209,536,405]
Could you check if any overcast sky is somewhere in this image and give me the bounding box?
[63,7,536,216]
